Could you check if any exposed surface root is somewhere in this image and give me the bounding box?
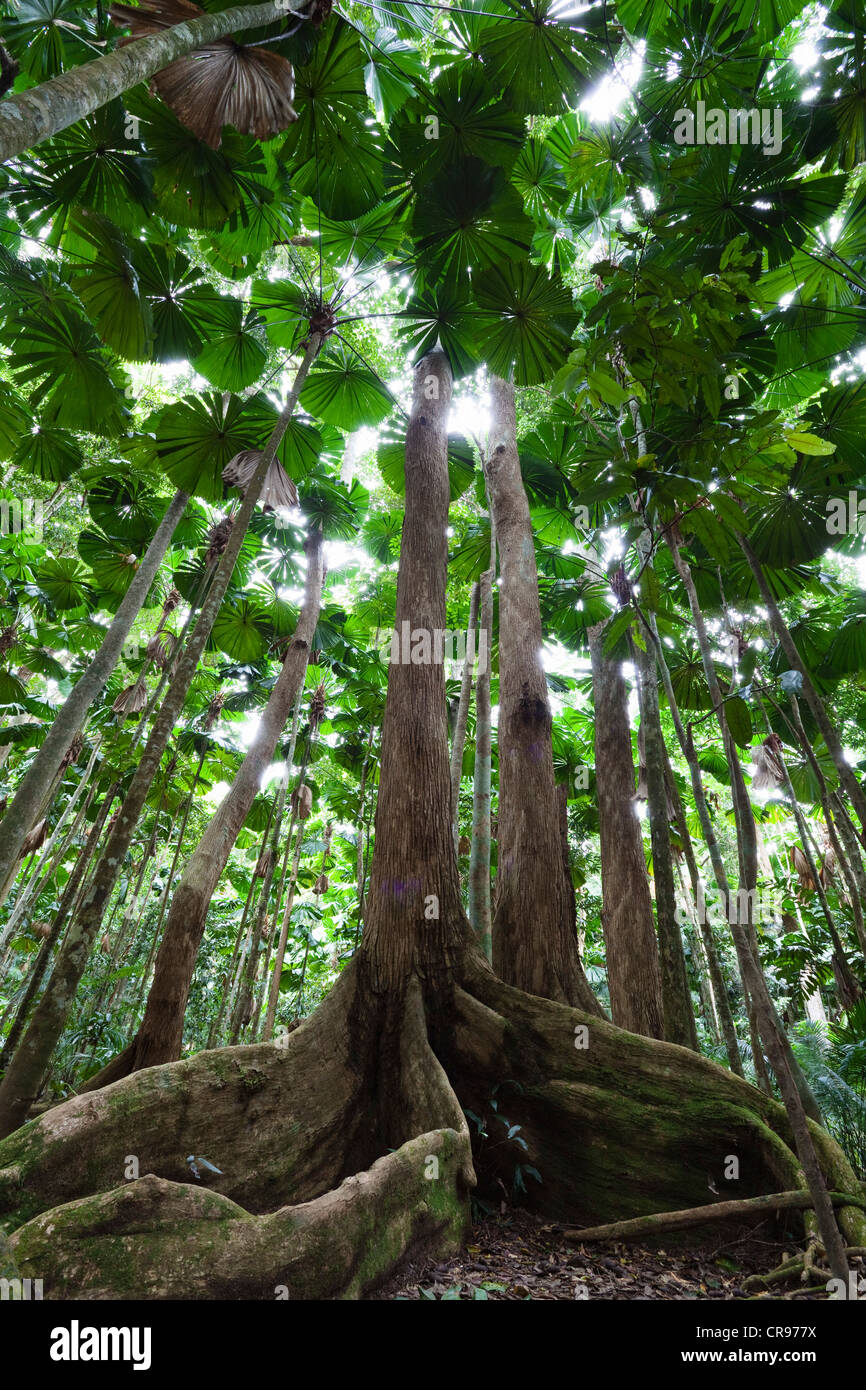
[1,969,476,1298]
[2,962,864,1298]
[443,971,866,1245]
[0,964,367,1233]
[10,1129,470,1300]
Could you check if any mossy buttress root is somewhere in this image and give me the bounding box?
[10,1130,470,1300]
[2,966,864,1297]
[442,971,866,1245]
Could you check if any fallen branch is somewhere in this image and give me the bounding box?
[744,1244,866,1291]
[563,1190,866,1244]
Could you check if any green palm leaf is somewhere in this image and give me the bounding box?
[474,262,578,386]
[300,344,393,429]
[66,210,153,361]
[192,300,268,392]
[281,21,385,220]
[13,425,83,482]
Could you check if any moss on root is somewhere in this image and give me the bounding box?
[10,1129,471,1301]
[3,962,863,1297]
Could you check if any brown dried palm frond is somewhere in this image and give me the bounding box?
[254,847,274,878]
[146,633,173,670]
[112,678,148,718]
[790,844,816,895]
[162,586,182,615]
[819,845,837,892]
[313,872,329,895]
[635,722,678,819]
[309,680,327,728]
[0,623,17,656]
[109,0,298,149]
[291,783,313,820]
[206,515,234,564]
[223,450,299,512]
[59,732,84,773]
[204,691,226,730]
[18,819,47,859]
[751,733,786,791]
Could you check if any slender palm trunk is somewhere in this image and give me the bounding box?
[754,698,861,1005]
[468,500,494,957]
[667,528,850,1282]
[0,341,320,1137]
[0,739,101,950]
[262,732,315,1040]
[633,638,698,1049]
[131,527,323,1070]
[0,489,188,891]
[449,582,479,851]
[230,768,290,1042]
[639,610,744,1073]
[0,784,114,1072]
[738,533,866,839]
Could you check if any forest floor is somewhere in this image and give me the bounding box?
[373,1209,857,1301]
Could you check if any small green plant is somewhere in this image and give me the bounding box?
[418,1281,507,1300]
[464,1081,542,1215]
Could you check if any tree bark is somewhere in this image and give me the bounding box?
[361,350,472,1003]
[468,518,494,958]
[132,527,323,1071]
[486,377,600,1013]
[587,619,664,1037]
[633,636,698,1049]
[668,528,850,1282]
[0,489,188,898]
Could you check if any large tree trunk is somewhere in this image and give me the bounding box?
[0,490,188,898]
[361,350,471,1004]
[486,377,600,1013]
[0,2,297,162]
[587,620,664,1038]
[0,340,320,1140]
